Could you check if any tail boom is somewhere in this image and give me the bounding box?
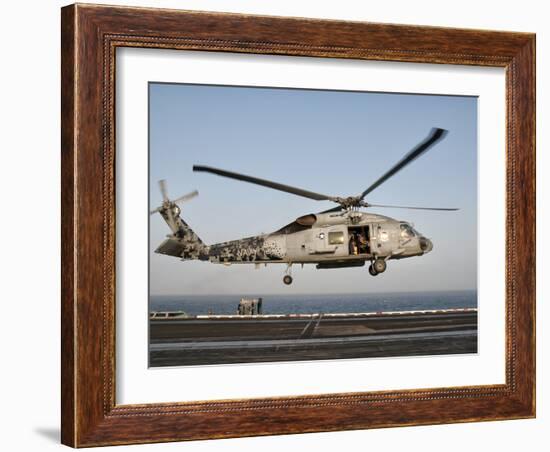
[155,205,208,260]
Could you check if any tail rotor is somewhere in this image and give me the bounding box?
[172,190,199,205]
[159,179,169,202]
[150,180,198,233]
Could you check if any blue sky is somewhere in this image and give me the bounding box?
[149,83,477,295]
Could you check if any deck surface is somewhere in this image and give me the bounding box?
[149,310,477,366]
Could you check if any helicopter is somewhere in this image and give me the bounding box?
[151,127,458,285]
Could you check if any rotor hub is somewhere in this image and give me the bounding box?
[334,196,364,209]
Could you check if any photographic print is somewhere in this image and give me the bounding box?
[148,83,478,367]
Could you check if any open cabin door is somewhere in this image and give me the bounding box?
[347,225,371,256]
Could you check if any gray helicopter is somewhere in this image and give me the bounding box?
[151,127,458,285]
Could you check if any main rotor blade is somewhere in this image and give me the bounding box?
[367,203,459,211]
[158,179,169,202]
[172,190,199,204]
[360,128,449,199]
[193,165,334,201]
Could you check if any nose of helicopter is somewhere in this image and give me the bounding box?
[419,237,433,253]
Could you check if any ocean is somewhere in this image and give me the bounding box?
[150,290,477,316]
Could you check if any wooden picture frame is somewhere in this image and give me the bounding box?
[61,3,535,447]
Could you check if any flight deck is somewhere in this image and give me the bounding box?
[149,308,477,367]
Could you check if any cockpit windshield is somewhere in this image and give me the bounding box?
[400,223,416,239]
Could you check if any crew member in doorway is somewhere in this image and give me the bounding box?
[357,232,368,254]
[349,233,358,255]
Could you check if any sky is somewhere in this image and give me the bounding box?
[149,82,477,295]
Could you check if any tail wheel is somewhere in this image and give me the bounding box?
[283,275,293,285]
[373,258,387,274]
[368,265,378,276]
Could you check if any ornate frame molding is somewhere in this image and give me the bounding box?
[61,4,535,447]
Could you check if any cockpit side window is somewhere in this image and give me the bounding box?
[400,223,415,239]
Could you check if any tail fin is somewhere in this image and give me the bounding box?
[151,180,208,260]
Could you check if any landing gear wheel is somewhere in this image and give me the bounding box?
[283,275,293,285]
[373,258,387,274]
[368,265,378,276]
